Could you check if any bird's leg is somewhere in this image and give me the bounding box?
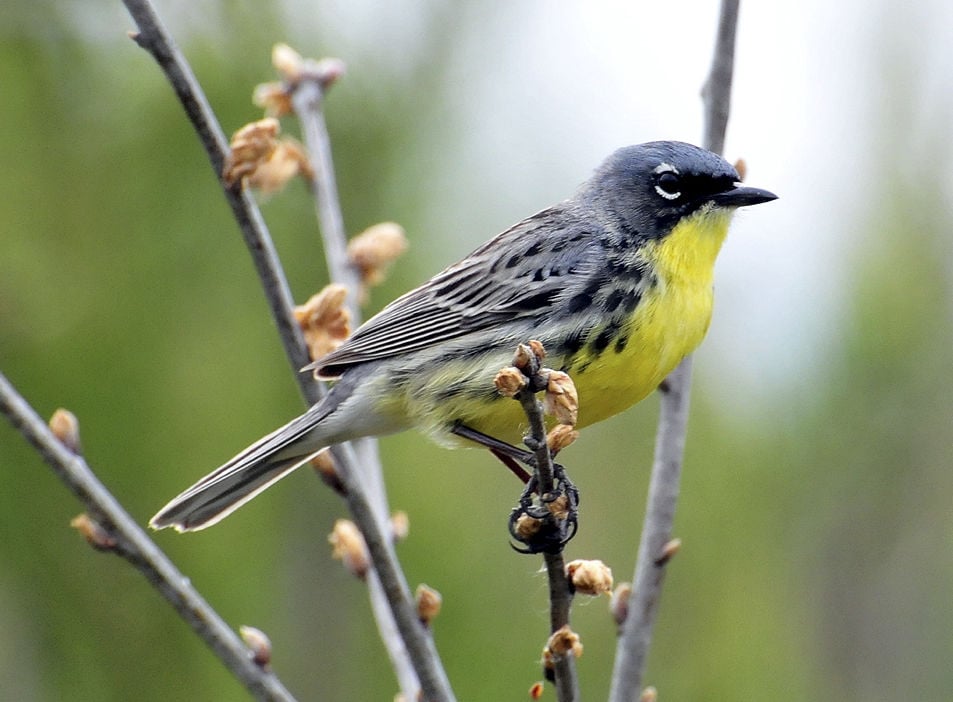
[450,422,535,483]
[452,422,578,553]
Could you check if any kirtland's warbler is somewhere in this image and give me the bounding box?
[152,141,777,532]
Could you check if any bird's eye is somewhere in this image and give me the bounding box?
[654,172,682,200]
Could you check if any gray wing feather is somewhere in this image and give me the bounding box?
[312,203,601,377]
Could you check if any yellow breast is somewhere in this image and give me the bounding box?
[569,206,733,427]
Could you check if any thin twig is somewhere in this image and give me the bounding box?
[122,4,454,699]
[701,0,740,155]
[515,392,557,494]
[291,79,362,323]
[288,58,449,700]
[608,1,741,699]
[122,0,320,406]
[0,373,296,702]
[329,441,456,701]
[513,357,578,702]
[543,552,578,702]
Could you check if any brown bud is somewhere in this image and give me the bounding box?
[494,367,527,397]
[390,511,410,542]
[252,81,293,118]
[545,625,583,660]
[566,559,613,597]
[223,117,280,186]
[415,584,442,625]
[513,513,543,540]
[610,583,632,626]
[329,519,370,580]
[529,681,545,699]
[347,222,409,289]
[272,43,304,81]
[294,284,352,362]
[546,424,579,454]
[542,371,578,427]
[310,450,345,495]
[239,625,272,668]
[513,343,535,371]
[70,513,116,551]
[49,408,82,454]
[655,538,682,566]
[223,118,311,192]
[528,339,547,360]
[546,494,571,521]
[733,157,747,182]
[245,138,312,193]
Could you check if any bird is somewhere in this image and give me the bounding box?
[151,140,777,532]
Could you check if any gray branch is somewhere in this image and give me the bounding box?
[287,55,452,702]
[291,80,363,324]
[608,1,741,699]
[121,2,454,698]
[513,354,579,702]
[0,373,296,702]
[122,0,320,406]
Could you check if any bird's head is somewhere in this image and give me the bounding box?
[581,140,777,239]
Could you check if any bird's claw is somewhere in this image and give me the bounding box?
[508,467,579,554]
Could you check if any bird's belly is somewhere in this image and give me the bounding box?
[375,281,714,446]
[568,281,714,427]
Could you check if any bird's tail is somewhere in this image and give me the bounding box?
[150,408,331,532]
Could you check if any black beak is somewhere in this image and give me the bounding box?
[711,184,778,208]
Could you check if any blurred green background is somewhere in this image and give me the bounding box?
[2,2,952,700]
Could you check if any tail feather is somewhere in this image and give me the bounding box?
[150,453,318,532]
[151,406,333,532]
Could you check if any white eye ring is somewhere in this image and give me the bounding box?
[654,183,681,200]
[653,163,681,200]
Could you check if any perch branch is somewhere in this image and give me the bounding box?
[511,350,578,702]
[608,1,741,699]
[0,373,296,702]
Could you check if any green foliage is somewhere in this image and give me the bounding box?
[2,4,952,701]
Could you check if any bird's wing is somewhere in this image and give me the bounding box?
[311,203,602,377]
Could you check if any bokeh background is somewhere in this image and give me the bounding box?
[2,1,952,700]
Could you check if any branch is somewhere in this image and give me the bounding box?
[121,5,454,699]
[701,0,740,155]
[121,0,320,406]
[290,74,363,324]
[506,346,579,702]
[608,1,741,699]
[0,374,296,702]
[278,49,451,699]
[330,442,456,701]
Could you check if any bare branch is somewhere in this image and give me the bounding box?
[278,48,451,699]
[121,5,454,698]
[701,0,741,155]
[291,77,363,324]
[121,0,320,405]
[507,346,579,702]
[608,1,741,699]
[0,373,296,702]
[607,358,694,701]
[329,442,456,701]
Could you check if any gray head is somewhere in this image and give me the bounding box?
[579,141,777,238]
